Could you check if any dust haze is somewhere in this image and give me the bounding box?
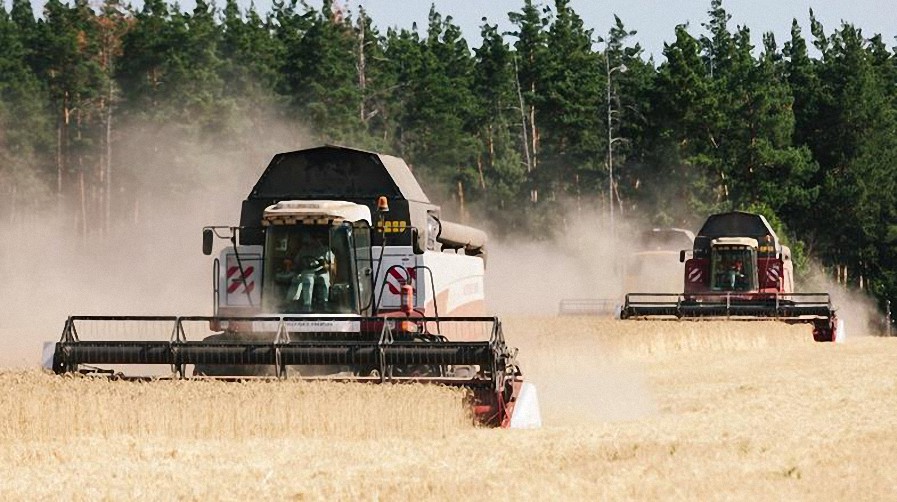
[482,207,662,424]
[484,207,642,315]
[507,318,658,425]
[0,110,315,366]
[801,263,885,337]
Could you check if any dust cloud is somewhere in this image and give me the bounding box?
[504,318,658,425]
[801,263,886,337]
[482,202,694,316]
[0,112,315,367]
[483,207,661,424]
[484,207,641,315]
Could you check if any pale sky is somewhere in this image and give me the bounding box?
[17,0,897,60]
[293,0,897,60]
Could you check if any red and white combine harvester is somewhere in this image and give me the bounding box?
[44,145,541,428]
[620,211,840,342]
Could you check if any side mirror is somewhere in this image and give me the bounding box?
[202,228,214,255]
[679,250,686,263]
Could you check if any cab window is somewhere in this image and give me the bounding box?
[262,224,358,314]
[711,246,754,292]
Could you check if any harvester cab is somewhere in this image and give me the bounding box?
[622,211,839,342]
[45,145,542,428]
[205,200,374,317]
[705,238,758,292]
[681,214,794,297]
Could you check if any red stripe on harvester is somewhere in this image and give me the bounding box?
[227,280,255,295]
[227,265,254,279]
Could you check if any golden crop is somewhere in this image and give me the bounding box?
[2,318,896,500]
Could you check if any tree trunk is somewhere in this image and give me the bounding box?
[457,180,466,222]
[357,12,367,125]
[529,99,538,170]
[80,171,88,238]
[513,56,533,174]
[56,93,70,199]
[105,99,113,233]
[9,185,16,224]
[476,154,486,190]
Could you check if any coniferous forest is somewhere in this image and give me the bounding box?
[1,0,896,310]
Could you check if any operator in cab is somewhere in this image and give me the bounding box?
[727,260,745,290]
[289,232,333,310]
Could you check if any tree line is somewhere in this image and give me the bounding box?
[1,0,895,309]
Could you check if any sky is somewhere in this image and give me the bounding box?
[15,0,897,60]
[287,0,897,60]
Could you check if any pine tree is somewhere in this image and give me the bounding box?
[537,0,602,205]
[814,23,897,289]
[650,24,719,219]
[508,0,549,178]
[724,28,817,221]
[117,0,175,120]
[280,0,360,141]
[0,2,53,219]
[353,6,393,148]
[0,3,50,157]
[34,0,105,211]
[411,7,479,215]
[95,0,128,232]
[699,0,734,79]
[472,19,525,227]
[602,15,650,219]
[382,25,424,160]
[179,0,228,134]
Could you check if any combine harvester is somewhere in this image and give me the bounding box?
[620,211,840,342]
[44,145,541,428]
[558,227,694,316]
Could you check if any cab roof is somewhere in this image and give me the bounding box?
[249,145,430,204]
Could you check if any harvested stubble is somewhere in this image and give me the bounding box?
[3,317,897,501]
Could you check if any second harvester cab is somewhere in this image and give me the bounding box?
[683,213,794,296]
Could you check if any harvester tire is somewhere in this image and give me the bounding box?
[812,319,837,343]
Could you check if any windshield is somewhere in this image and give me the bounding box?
[262,224,358,314]
[711,246,755,292]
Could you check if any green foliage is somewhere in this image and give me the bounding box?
[0,4,51,157]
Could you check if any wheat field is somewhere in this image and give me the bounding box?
[2,318,896,500]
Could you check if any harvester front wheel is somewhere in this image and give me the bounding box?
[812,318,837,342]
